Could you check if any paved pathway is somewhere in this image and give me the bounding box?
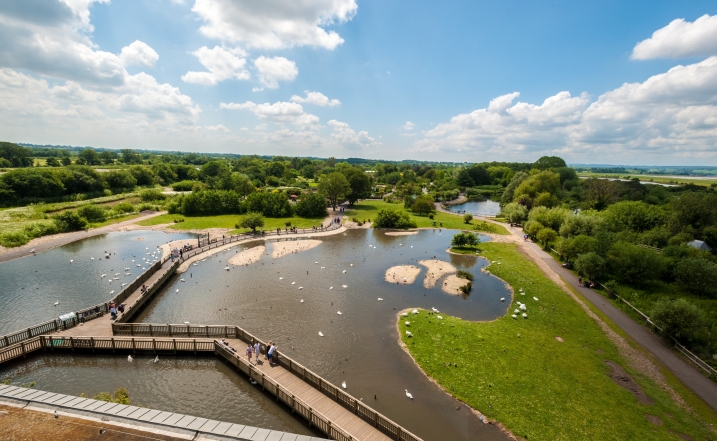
[0,211,167,265]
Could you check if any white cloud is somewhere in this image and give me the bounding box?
[417,56,717,161]
[253,56,298,89]
[221,100,319,126]
[191,0,357,50]
[328,119,377,146]
[291,90,340,106]
[252,86,264,92]
[402,121,415,131]
[205,124,229,132]
[181,46,249,85]
[119,40,159,67]
[632,14,717,60]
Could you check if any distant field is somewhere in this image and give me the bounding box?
[578,172,717,187]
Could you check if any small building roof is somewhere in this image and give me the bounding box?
[688,240,712,251]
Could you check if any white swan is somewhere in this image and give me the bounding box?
[153,355,159,363]
[291,282,295,285]
[511,314,517,319]
[522,313,528,318]
[109,290,114,295]
[412,309,419,314]
[342,270,347,274]
[127,355,133,362]
[431,307,439,312]
[405,389,413,399]
[342,381,347,389]
[330,287,334,290]
[378,298,383,301]
[318,331,324,337]
[101,274,106,278]
[298,287,303,290]
[342,285,347,288]
[337,311,342,315]
[500,298,505,302]
[405,331,413,337]
[401,312,408,317]
[533,297,539,301]
[54,301,59,306]
[279,277,283,280]
[300,299,304,303]
[405,321,410,326]
[175,289,179,293]
[70,260,73,263]
[437,316,443,320]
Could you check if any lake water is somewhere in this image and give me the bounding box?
[447,200,501,216]
[1,229,512,441]
[0,230,195,336]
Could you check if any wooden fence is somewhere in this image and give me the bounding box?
[112,323,422,441]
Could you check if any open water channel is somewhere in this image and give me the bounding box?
[1,229,512,441]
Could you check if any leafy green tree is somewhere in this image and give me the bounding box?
[556,235,598,262]
[54,211,88,232]
[463,213,473,224]
[467,165,491,185]
[46,157,60,167]
[584,178,620,211]
[501,172,529,205]
[601,201,665,234]
[536,227,558,248]
[532,156,566,170]
[673,258,717,296]
[152,163,178,185]
[513,171,561,207]
[78,148,102,165]
[99,151,116,165]
[607,241,665,285]
[501,202,528,223]
[559,213,602,238]
[129,165,155,186]
[105,170,137,189]
[574,252,605,280]
[295,192,328,218]
[318,172,350,210]
[342,168,371,205]
[0,142,33,167]
[452,232,479,247]
[238,212,264,233]
[411,197,434,216]
[651,298,705,341]
[528,206,571,231]
[374,209,417,229]
[61,156,72,166]
[456,168,474,187]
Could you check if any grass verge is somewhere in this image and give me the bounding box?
[399,241,717,441]
[137,213,326,233]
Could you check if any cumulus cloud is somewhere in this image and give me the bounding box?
[181,46,249,85]
[632,14,717,60]
[221,100,319,126]
[328,119,377,146]
[291,90,340,106]
[191,0,357,50]
[119,40,159,67]
[253,56,298,89]
[417,56,717,161]
[402,121,415,131]
[205,124,229,132]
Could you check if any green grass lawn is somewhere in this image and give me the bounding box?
[137,213,326,233]
[345,200,510,234]
[399,241,717,441]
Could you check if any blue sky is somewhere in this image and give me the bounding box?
[1,1,717,164]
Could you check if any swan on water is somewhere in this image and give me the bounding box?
[54,301,59,306]
[176,289,179,293]
[153,356,159,363]
[431,307,439,312]
[279,277,283,280]
[125,268,129,271]
[337,311,342,315]
[342,285,347,288]
[184,321,190,324]
[110,290,114,295]
[115,273,120,276]
[318,331,324,337]
[291,282,295,285]
[70,260,73,263]
[405,331,413,337]
[405,389,413,399]
[91,257,94,260]
[121,283,127,287]
[378,298,383,301]
[330,287,334,290]
[342,270,347,274]
[300,299,304,303]
[101,274,106,278]
[341,381,347,389]
[127,355,133,362]
[500,298,505,302]
[224,267,230,270]
[315,262,318,264]
[298,287,303,290]
[180,279,185,282]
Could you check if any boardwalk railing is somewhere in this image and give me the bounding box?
[112,323,422,441]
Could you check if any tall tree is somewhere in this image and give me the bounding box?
[318,172,350,210]
[342,168,371,205]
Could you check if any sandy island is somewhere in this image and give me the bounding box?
[271,239,322,258]
[441,274,468,295]
[419,259,457,288]
[384,231,418,236]
[228,245,265,266]
[385,265,422,284]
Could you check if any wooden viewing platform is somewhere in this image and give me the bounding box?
[0,224,422,441]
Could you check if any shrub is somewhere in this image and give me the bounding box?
[463,213,473,224]
[411,197,434,216]
[238,212,264,233]
[140,188,166,202]
[457,270,474,281]
[105,170,137,190]
[429,213,434,219]
[180,190,242,215]
[0,230,31,247]
[171,180,200,191]
[651,298,705,341]
[607,241,666,285]
[77,204,107,223]
[113,202,135,213]
[54,211,88,232]
[459,282,472,294]
[536,227,557,248]
[373,209,417,229]
[452,232,479,248]
[285,221,292,227]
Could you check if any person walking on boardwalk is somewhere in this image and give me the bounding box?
[254,342,261,364]
[246,344,253,364]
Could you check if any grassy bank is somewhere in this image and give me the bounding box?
[399,241,717,440]
[345,200,510,234]
[137,213,326,233]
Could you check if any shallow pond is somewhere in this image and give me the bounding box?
[136,229,512,441]
[1,228,512,441]
[447,200,501,216]
[0,230,195,336]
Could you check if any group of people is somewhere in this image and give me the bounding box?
[578,277,596,289]
[245,341,277,366]
[109,302,125,319]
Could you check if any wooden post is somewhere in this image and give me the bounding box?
[130,324,134,336]
[111,338,115,353]
[40,336,46,352]
[149,324,153,336]
[193,339,197,354]
[91,337,95,353]
[205,327,209,338]
[21,341,26,358]
[131,338,136,354]
[27,327,33,338]
[224,326,227,337]
[69,337,74,351]
[4,336,9,347]
[172,339,177,354]
[168,325,172,337]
